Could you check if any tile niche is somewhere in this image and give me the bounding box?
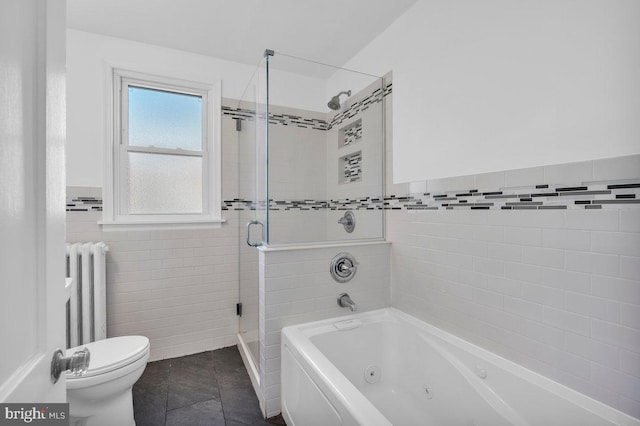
[338,119,363,184]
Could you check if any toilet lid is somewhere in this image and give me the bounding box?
[66,336,149,378]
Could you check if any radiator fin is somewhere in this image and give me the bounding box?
[65,242,109,348]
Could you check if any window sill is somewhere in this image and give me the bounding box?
[98,218,226,232]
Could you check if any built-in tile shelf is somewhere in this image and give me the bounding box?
[339,119,362,148]
[339,151,363,184]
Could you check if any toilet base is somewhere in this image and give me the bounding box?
[69,388,136,426]
[68,361,147,426]
[65,336,149,426]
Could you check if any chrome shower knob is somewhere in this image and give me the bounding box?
[330,252,358,283]
[337,211,356,233]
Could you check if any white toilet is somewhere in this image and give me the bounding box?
[66,336,150,426]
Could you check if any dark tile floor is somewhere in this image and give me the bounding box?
[133,346,286,426]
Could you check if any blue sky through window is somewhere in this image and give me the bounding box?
[128,86,202,151]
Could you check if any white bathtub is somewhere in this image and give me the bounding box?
[281,308,639,426]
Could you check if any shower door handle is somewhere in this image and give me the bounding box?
[246,220,264,247]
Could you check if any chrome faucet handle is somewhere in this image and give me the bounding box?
[330,253,358,283]
[337,211,355,233]
[51,347,90,383]
[338,262,352,273]
[337,217,351,225]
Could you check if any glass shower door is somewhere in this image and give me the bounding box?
[237,57,268,371]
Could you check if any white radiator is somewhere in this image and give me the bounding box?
[65,242,109,348]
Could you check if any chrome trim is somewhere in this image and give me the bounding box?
[337,211,356,233]
[330,252,358,283]
[246,220,264,247]
[337,293,357,312]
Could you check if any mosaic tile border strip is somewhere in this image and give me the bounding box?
[327,82,392,131]
[383,181,640,211]
[67,180,638,213]
[66,197,103,212]
[221,82,392,130]
[222,106,328,130]
[222,181,639,211]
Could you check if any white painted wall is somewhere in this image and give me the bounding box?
[341,0,640,183]
[66,29,326,187]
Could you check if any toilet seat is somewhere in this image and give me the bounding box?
[66,336,150,379]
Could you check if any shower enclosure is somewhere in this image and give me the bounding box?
[236,50,386,402]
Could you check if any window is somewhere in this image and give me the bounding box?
[102,69,222,229]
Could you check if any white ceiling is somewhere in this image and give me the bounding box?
[67,0,418,78]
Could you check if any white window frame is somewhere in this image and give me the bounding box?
[102,67,223,230]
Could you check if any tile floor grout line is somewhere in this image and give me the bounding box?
[164,398,219,413]
[210,351,229,425]
[163,359,172,426]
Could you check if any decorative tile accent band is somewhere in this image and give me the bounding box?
[222,106,329,130]
[221,82,393,130]
[221,181,639,211]
[67,180,638,213]
[383,181,639,211]
[66,197,103,212]
[327,83,391,131]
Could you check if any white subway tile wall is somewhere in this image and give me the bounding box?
[67,210,240,361]
[593,155,640,181]
[388,181,640,418]
[544,160,593,185]
[259,242,391,417]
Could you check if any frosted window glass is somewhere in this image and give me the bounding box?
[128,86,202,150]
[128,152,202,214]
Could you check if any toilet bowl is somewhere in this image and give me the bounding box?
[66,336,150,426]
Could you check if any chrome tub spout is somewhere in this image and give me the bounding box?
[338,293,357,312]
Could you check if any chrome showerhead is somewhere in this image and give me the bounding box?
[328,90,352,110]
[327,97,341,111]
